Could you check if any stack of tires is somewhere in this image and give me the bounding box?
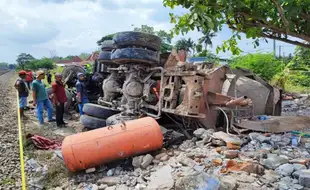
[111,31,162,65]
[80,103,119,129]
[62,64,86,88]
[98,40,115,72]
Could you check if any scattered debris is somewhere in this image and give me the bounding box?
[26,134,61,150]
[147,165,174,190]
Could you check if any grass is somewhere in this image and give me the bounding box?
[24,149,68,189]
[284,83,310,94]
[43,66,64,88]
[0,178,15,185]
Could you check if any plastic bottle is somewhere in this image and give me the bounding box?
[292,136,298,147]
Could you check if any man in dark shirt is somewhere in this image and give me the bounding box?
[14,70,29,119]
[76,73,89,115]
[46,72,52,85]
[52,73,67,127]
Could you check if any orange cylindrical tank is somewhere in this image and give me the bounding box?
[61,117,163,172]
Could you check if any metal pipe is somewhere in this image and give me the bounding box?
[143,67,164,118]
[225,96,248,106]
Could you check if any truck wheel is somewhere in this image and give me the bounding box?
[106,113,138,125]
[80,115,106,129]
[62,65,86,88]
[101,40,115,51]
[46,88,73,113]
[111,48,160,65]
[98,51,111,61]
[113,31,161,51]
[83,103,120,119]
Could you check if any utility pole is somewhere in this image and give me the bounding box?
[273,39,276,57]
[279,45,282,58]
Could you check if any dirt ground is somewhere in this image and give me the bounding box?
[22,92,85,189]
[4,71,310,190]
[0,71,23,189]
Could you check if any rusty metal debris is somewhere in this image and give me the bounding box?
[75,31,284,136]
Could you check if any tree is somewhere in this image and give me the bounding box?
[174,38,195,55]
[195,44,203,54]
[198,32,217,51]
[133,25,173,53]
[287,46,310,68]
[63,55,75,60]
[97,33,115,46]
[0,62,8,69]
[230,53,285,81]
[187,38,196,55]
[175,38,190,51]
[79,53,91,60]
[163,0,310,55]
[23,58,54,70]
[16,53,35,69]
[134,25,155,34]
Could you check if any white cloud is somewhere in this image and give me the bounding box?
[0,0,296,63]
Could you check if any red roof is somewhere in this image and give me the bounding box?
[85,52,99,62]
[57,56,83,64]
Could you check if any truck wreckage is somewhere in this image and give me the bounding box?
[61,31,302,172]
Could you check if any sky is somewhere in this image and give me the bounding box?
[0,0,297,64]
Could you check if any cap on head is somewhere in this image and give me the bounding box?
[36,70,45,77]
[55,73,62,77]
[18,70,26,75]
[77,72,85,78]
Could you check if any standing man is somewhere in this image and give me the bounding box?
[46,72,52,85]
[14,70,29,119]
[52,73,67,127]
[76,73,89,115]
[25,69,33,90]
[32,70,55,125]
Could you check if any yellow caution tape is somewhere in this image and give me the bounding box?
[16,91,27,190]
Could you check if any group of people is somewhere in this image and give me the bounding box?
[15,70,89,127]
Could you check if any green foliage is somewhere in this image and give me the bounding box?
[16,53,35,69]
[195,44,203,53]
[230,53,284,81]
[163,0,310,55]
[18,57,54,70]
[97,33,115,46]
[79,53,91,60]
[287,46,310,68]
[175,38,196,55]
[0,62,8,69]
[133,25,173,53]
[198,32,216,51]
[272,46,310,91]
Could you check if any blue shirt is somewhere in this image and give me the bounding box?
[32,80,48,101]
[76,81,88,101]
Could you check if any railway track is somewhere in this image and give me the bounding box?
[0,69,11,76]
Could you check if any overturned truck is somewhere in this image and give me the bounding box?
[78,31,282,132]
[62,31,283,172]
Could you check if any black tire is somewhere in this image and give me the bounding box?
[101,40,115,51]
[46,88,73,113]
[113,31,161,51]
[111,48,160,65]
[80,115,106,129]
[98,51,111,61]
[106,113,138,126]
[83,103,120,119]
[62,65,85,87]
